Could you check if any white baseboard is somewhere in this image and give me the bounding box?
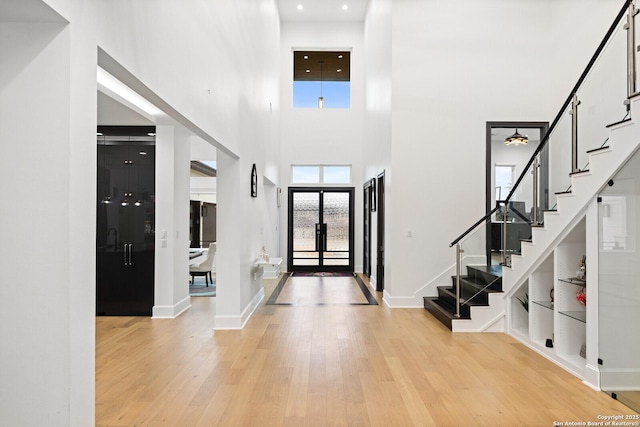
[213,288,265,330]
[152,296,191,318]
[382,292,423,308]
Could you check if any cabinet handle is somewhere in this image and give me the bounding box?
[128,244,133,265]
[124,244,128,265]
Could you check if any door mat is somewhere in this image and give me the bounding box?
[291,272,354,277]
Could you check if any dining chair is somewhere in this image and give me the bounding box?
[189,242,216,286]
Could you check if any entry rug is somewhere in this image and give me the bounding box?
[292,272,355,277]
[189,280,216,297]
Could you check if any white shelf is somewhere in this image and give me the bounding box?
[509,215,588,380]
[255,257,283,279]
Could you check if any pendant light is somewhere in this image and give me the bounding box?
[505,129,528,145]
[318,61,324,109]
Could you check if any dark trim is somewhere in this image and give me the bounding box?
[363,180,373,277]
[190,161,217,177]
[605,117,632,128]
[586,146,610,154]
[376,172,385,292]
[569,170,590,176]
[266,273,289,305]
[354,274,378,305]
[628,91,640,100]
[97,125,156,136]
[481,121,549,257]
[287,187,355,272]
[265,273,378,306]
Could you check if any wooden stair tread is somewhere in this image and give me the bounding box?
[570,169,590,176]
[586,145,610,154]
[606,117,632,128]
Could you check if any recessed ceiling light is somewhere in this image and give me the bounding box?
[338,54,343,59]
[342,5,348,10]
[337,69,342,72]
[303,55,309,60]
[297,4,303,10]
[147,132,156,136]
[305,69,310,73]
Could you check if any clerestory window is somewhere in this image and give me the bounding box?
[293,50,350,108]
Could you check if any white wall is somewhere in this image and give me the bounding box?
[279,22,366,271]
[377,0,628,306]
[364,0,392,290]
[153,125,192,318]
[1,0,280,425]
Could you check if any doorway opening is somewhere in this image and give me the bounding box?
[486,121,549,265]
[287,187,354,272]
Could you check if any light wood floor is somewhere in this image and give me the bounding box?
[273,275,370,305]
[96,275,638,426]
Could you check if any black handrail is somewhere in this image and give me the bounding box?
[450,0,632,248]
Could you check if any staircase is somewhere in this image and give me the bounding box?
[423,94,640,332]
[423,265,502,330]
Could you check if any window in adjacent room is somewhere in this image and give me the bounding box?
[495,164,515,200]
[293,50,350,108]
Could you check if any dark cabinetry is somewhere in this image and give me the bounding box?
[96,127,155,315]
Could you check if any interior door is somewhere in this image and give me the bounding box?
[96,128,155,316]
[363,180,372,277]
[376,173,385,291]
[288,187,354,272]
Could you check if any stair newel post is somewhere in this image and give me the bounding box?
[625,0,639,102]
[501,202,509,266]
[570,93,581,174]
[532,156,540,226]
[455,243,463,318]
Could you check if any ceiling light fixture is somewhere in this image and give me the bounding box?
[504,129,528,146]
[297,4,303,10]
[97,67,162,116]
[338,54,343,59]
[303,55,309,60]
[342,5,348,10]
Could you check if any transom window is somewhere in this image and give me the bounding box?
[293,51,350,109]
[291,165,351,184]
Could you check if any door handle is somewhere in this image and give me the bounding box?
[128,243,133,265]
[315,223,321,252]
[124,243,128,265]
[323,224,327,252]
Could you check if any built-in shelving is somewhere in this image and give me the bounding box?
[508,216,587,379]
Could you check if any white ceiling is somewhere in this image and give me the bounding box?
[97,92,154,126]
[276,0,370,22]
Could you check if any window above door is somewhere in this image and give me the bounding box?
[291,165,351,184]
[293,50,351,109]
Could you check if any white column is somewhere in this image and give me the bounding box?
[0,21,95,426]
[153,125,192,318]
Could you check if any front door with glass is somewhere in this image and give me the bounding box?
[288,187,354,272]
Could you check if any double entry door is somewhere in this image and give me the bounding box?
[288,187,354,272]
